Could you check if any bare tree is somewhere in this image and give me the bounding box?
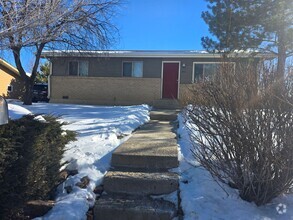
[183,62,293,206]
[0,0,121,104]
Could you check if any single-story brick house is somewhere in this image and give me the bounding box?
[0,59,24,99]
[41,50,266,106]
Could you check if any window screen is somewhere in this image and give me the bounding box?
[123,61,143,77]
[203,64,218,80]
[132,61,143,77]
[79,61,89,76]
[69,61,88,76]
[194,63,229,82]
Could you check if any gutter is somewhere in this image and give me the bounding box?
[40,50,276,59]
[48,61,52,100]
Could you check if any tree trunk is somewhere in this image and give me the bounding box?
[277,44,286,81]
[23,79,34,105]
[12,44,45,105]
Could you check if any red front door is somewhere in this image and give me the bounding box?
[162,62,179,99]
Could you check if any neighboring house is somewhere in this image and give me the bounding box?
[41,50,266,106]
[0,59,24,99]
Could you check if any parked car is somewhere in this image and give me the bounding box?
[32,83,49,102]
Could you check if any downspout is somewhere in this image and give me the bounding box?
[48,60,52,101]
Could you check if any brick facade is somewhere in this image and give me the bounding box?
[50,76,162,105]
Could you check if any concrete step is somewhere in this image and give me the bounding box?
[135,120,176,135]
[111,138,178,170]
[152,99,181,110]
[111,120,178,170]
[104,171,178,195]
[150,109,180,121]
[94,195,177,220]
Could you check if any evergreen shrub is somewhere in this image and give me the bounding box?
[0,115,75,219]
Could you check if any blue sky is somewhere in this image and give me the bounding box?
[113,0,209,50]
[2,0,210,71]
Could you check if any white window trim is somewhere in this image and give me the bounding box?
[122,61,143,77]
[68,60,89,76]
[192,62,236,83]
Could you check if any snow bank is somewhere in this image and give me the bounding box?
[9,102,150,220]
[8,102,46,122]
[177,113,293,220]
[8,103,32,120]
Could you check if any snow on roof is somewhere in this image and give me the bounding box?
[41,50,273,59]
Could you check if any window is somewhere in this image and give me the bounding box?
[122,61,143,77]
[193,62,235,82]
[123,62,132,77]
[69,61,89,76]
[7,85,13,92]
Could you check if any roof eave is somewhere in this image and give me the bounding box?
[0,59,20,77]
[41,51,218,58]
[41,50,274,59]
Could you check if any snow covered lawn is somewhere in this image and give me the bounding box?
[7,100,293,219]
[7,101,150,220]
[177,113,293,220]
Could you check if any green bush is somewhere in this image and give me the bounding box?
[0,115,75,219]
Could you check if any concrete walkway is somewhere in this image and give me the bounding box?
[94,109,180,220]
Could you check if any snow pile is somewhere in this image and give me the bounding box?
[8,102,46,122]
[177,113,293,220]
[8,103,32,120]
[8,102,150,220]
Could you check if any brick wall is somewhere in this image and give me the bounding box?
[50,76,161,105]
